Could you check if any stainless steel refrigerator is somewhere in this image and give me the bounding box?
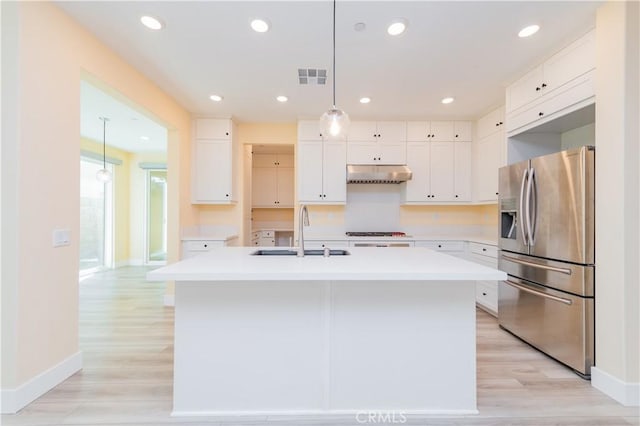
[498,146,595,378]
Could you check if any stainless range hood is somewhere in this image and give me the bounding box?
[346,164,413,184]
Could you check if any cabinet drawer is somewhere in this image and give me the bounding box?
[469,242,498,258]
[416,240,465,252]
[305,240,350,249]
[259,237,276,246]
[184,241,223,252]
[476,281,498,314]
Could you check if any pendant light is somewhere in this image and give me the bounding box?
[319,0,350,138]
[96,117,112,183]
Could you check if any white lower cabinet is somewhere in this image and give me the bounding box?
[182,240,227,259]
[304,240,350,249]
[466,242,499,315]
[414,240,465,258]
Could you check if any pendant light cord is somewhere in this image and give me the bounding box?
[332,0,336,108]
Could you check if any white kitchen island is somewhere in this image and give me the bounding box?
[147,247,506,418]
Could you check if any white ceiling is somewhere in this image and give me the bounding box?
[63,0,602,147]
[81,81,167,152]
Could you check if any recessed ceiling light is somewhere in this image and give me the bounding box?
[359,97,371,104]
[140,136,150,141]
[209,94,223,102]
[140,16,163,30]
[250,19,270,33]
[387,19,408,36]
[276,95,288,103]
[518,24,540,38]
[441,97,455,104]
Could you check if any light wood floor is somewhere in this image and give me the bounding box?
[3,266,638,426]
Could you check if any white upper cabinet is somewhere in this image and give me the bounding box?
[505,30,595,135]
[192,118,237,204]
[453,122,473,142]
[347,121,407,164]
[477,107,505,140]
[506,30,595,114]
[403,141,471,204]
[297,121,347,204]
[406,121,454,142]
[195,118,232,139]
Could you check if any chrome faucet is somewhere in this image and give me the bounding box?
[297,204,309,257]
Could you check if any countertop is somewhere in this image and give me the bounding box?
[181,234,238,242]
[147,246,506,282]
[304,234,498,246]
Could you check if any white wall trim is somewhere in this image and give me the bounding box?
[128,258,143,266]
[592,367,640,406]
[1,351,82,414]
[163,294,175,307]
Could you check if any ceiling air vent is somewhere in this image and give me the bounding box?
[298,68,327,85]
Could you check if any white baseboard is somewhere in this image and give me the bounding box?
[1,351,82,414]
[592,367,640,406]
[128,258,144,266]
[164,294,175,307]
[114,259,130,269]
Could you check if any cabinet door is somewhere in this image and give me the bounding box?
[323,141,347,203]
[253,153,277,168]
[195,119,231,139]
[453,121,473,142]
[276,167,295,207]
[477,106,505,139]
[193,139,232,202]
[543,30,595,94]
[376,121,406,143]
[429,121,454,141]
[347,121,377,141]
[347,140,378,164]
[298,120,325,141]
[474,132,501,202]
[379,142,407,165]
[506,66,543,113]
[429,142,455,201]
[252,167,278,207]
[277,154,295,168]
[404,142,430,202]
[406,121,429,142]
[454,142,472,201]
[297,141,325,202]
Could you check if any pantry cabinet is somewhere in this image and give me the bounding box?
[192,118,237,204]
[474,107,505,202]
[252,154,294,207]
[297,122,347,204]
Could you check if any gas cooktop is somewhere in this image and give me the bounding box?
[345,232,407,237]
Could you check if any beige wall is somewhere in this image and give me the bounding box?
[594,0,640,393]
[1,1,195,401]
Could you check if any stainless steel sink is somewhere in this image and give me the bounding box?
[251,249,350,256]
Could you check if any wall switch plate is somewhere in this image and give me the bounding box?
[53,229,71,247]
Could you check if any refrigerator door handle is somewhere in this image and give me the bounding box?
[528,167,537,246]
[525,167,535,247]
[504,279,573,305]
[501,254,573,275]
[519,168,529,245]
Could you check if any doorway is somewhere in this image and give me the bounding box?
[79,156,113,275]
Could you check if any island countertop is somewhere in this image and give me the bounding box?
[147,246,506,282]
